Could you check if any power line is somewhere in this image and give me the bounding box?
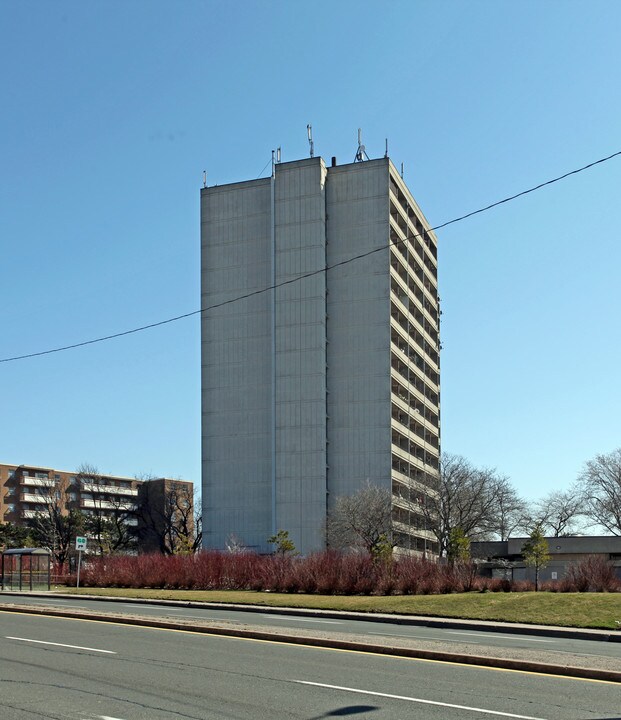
[431,148,621,232]
[2,148,620,365]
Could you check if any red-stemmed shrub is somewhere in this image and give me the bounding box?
[564,556,621,593]
[66,550,620,595]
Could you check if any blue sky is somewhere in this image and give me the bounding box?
[1,1,620,503]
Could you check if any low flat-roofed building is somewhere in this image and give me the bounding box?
[471,535,621,582]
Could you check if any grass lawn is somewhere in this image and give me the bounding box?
[55,587,621,630]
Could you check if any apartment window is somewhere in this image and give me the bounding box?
[8,469,15,479]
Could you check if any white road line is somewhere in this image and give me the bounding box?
[42,603,88,609]
[119,605,220,619]
[27,599,87,607]
[6,636,116,654]
[369,631,481,644]
[261,615,343,624]
[120,603,158,609]
[165,613,221,620]
[293,681,546,720]
[445,631,554,643]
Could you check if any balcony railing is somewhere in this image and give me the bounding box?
[81,483,138,497]
[20,477,55,488]
[80,499,135,511]
[20,493,51,504]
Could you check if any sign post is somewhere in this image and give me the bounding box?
[75,536,87,588]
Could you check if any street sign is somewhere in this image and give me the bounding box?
[75,536,87,551]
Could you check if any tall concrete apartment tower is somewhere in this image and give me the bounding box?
[201,154,440,555]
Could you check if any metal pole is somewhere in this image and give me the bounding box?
[76,549,82,589]
[270,151,277,537]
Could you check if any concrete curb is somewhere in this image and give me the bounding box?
[2,603,620,684]
[3,590,619,642]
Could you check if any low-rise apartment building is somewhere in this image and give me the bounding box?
[0,462,194,553]
[0,463,140,525]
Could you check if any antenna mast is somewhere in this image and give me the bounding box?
[354,128,370,162]
[307,124,314,158]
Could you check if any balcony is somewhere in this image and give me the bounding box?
[390,305,439,368]
[81,482,138,497]
[389,211,437,285]
[20,477,55,488]
[80,499,135,511]
[391,377,439,427]
[20,493,50,504]
[391,430,439,471]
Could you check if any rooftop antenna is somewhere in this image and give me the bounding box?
[385,138,388,158]
[307,124,314,158]
[271,150,276,177]
[276,147,281,163]
[202,170,207,188]
[354,128,370,162]
[400,162,404,179]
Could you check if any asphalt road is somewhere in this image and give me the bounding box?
[1,594,619,662]
[0,611,619,720]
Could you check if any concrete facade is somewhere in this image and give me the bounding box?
[201,156,441,555]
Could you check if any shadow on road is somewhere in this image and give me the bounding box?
[309,706,379,718]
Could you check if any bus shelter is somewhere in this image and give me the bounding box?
[1,548,51,591]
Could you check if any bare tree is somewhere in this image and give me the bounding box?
[422,454,505,556]
[487,476,529,540]
[27,475,83,569]
[327,482,393,558]
[77,464,136,555]
[576,448,621,535]
[193,493,203,551]
[528,488,584,537]
[136,481,201,554]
